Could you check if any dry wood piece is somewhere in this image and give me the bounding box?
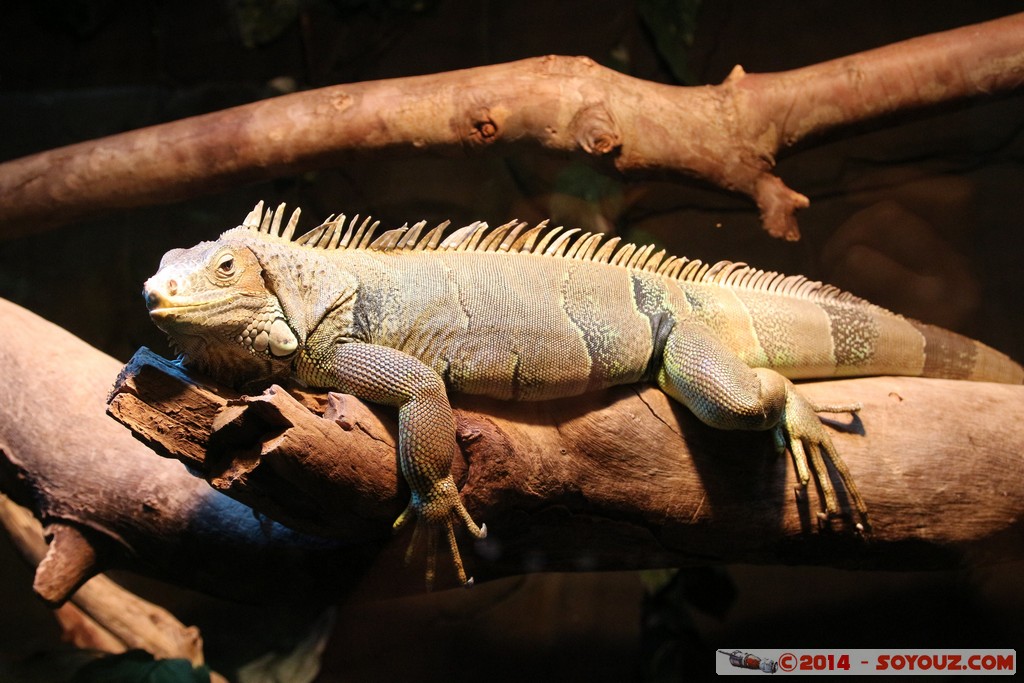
[0,494,204,665]
[1,14,1023,240]
[109,346,1024,588]
[2,493,232,682]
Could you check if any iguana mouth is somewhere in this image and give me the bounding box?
[148,299,231,318]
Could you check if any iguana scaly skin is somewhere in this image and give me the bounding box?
[144,202,1024,587]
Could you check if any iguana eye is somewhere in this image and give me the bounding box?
[215,253,235,278]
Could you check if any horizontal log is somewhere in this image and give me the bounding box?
[109,346,1024,589]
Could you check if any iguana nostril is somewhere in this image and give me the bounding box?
[143,280,170,310]
[167,279,178,296]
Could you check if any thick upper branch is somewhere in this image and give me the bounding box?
[1,14,1022,240]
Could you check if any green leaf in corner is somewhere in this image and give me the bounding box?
[637,0,702,85]
[71,650,210,683]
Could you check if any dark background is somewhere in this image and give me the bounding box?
[1,1,1021,680]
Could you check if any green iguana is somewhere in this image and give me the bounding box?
[144,201,1024,587]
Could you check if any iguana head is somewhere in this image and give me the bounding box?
[144,239,299,387]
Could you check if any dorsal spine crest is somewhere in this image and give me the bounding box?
[232,201,872,307]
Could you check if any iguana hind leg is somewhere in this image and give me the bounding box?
[393,471,486,588]
[297,341,486,589]
[656,321,868,528]
[772,381,867,529]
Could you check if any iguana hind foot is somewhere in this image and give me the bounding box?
[777,389,869,532]
[394,474,486,589]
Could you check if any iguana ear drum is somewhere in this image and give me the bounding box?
[269,318,298,357]
[238,310,297,358]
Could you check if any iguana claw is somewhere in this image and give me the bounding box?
[393,475,486,590]
[778,390,869,531]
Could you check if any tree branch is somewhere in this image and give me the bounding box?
[108,347,1024,589]
[0,297,359,609]
[1,14,1022,240]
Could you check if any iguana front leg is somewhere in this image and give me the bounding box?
[656,321,868,528]
[297,341,486,588]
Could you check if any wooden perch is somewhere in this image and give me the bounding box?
[0,297,357,610]
[2,14,1023,240]
[109,346,1024,589]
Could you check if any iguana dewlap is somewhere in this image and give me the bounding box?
[144,202,1024,587]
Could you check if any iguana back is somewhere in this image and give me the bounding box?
[214,204,1022,393]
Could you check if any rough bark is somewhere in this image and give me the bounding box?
[108,346,1024,590]
[1,14,1023,240]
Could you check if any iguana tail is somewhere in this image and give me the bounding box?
[907,319,1023,384]
[729,288,1022,384]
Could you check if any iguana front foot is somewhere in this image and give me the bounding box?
[774,389,869,533]
[393,474,487,590]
